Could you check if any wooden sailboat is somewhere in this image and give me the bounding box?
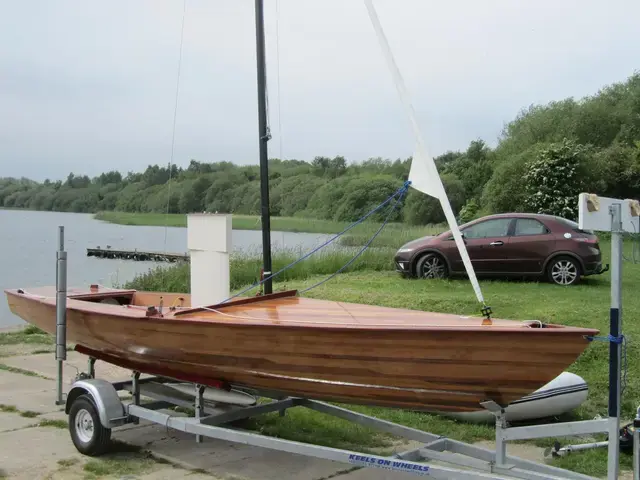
[5,285,598,413]
[4,0,600,415]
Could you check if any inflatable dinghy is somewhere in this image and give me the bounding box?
[438,372,588,423]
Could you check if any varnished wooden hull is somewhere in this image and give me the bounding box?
[5,286,599,413]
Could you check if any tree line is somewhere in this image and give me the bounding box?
[2,72,640,225]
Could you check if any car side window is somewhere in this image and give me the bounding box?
[463,218,512,239]
[514,218,548,236]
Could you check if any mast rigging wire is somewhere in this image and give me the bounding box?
[162,0,187,290]
[274,0,284,161]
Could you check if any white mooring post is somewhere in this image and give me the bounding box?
[187,213,232,307]
[55,226,67,406]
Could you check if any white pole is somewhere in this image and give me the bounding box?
[55,226,67,406]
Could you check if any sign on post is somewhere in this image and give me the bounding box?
[578,193,640,234]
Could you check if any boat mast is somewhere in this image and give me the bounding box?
[254,0,273,294]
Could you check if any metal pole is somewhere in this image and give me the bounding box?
[254,0,273,295]
[633,406,640,480]
[55,226,67,405]
[607,203,622,479]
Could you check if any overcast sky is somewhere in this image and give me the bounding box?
[1,0,638,181]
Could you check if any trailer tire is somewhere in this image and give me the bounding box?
[68,394,112,456]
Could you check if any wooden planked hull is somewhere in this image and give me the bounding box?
[5,286,599,413]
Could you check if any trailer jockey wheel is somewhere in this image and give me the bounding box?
[68,394,112,456]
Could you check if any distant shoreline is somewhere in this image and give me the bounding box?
[1,209,444,250]
[92,211,445,250]
[93,211,352,234]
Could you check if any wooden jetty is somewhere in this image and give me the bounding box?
[86,247,188,263]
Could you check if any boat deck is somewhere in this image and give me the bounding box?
[176,295,537,329]
[7,285,598,334]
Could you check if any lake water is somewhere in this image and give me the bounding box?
[0,209,332,328]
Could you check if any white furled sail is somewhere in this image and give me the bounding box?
[363,0,485,305]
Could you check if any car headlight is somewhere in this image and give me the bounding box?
[397,248,414,253]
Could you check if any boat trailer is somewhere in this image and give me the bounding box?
[63,354,606,480]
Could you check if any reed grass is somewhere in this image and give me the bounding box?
[123,248,396,293]
[0,325,51,345]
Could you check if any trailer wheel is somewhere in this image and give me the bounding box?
[68,394,112,456]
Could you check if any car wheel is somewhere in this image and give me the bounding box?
[416,253,448,279]
[547,256,581,286]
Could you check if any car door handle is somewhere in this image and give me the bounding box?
[489,241,504,246]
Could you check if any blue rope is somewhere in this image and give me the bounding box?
[585,334,628,397]
[585,335,624,344]
[219,180,412,303]
[299,186,408,294]
[622,335,628,396]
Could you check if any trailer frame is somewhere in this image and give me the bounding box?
[63,355,600,480]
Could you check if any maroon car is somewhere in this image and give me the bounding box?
[394,213,608,286]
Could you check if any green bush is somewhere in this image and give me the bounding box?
[522,139,596,218]
[458,198,481,223]
[403,173,466,225]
